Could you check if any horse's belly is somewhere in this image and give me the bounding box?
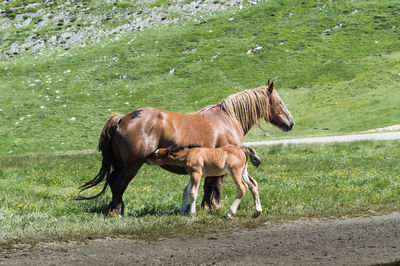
[160,165,187,175]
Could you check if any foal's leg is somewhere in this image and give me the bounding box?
[180,180,191,213]
[189,172,202,214]
[227,168,248,219]
[242,167,262,218]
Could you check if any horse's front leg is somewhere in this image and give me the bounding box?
[180,180,191,213]
[201,175,226,210]
[189,172,202,214]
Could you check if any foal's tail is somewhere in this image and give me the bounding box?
[76,113,121,200]
[242,146,261,168]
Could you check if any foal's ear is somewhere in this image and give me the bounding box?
[266,80,271,86]
[267,80,274,94]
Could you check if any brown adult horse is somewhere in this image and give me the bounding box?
[78,81,294,216]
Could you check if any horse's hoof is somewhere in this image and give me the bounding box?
[108,212,122,218]
[211,198,221,210]
[201,200,211,211]
[108,207,123,218]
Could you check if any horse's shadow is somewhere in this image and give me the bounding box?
[78,199,183,217]
[126,205,181,218]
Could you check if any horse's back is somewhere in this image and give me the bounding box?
[111,106,243,165]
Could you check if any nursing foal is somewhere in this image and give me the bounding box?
[146,145,262,219]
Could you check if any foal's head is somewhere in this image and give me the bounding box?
[146,145,196,165]
[146,148,170,165]
[266,81,295,132]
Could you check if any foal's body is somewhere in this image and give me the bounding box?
[147,146,262,218]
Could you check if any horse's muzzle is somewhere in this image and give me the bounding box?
[282,119,295,132]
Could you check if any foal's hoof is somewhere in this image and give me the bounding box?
[253,210,262,218]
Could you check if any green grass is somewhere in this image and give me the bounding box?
[1,0,400,247]
[0,141,399,246]
[1,0,400,155]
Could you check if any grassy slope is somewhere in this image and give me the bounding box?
[0,0,400,246]
[1,0,399,155]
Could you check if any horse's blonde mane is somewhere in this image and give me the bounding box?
[195,104,218,113]
[220,86,270,133]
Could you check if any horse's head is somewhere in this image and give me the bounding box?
[266,81,295,132]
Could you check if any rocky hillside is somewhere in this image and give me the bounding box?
[0,0,260,58]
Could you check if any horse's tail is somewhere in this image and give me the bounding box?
[242,146,261,168]
[76,113,122,200]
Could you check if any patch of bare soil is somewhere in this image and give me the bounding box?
[1,213,400,265]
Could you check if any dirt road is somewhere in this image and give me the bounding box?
[245,131,400,146]
[2,212,400,265]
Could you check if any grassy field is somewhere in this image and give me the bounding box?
[1,0,399,155]
[1,0,400,246]
[0,141,399,246]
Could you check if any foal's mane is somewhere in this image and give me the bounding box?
[164,144,199,156]
[219,86,271,133]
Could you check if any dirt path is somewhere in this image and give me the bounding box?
[245,131,400,146]
[2,212,400,265]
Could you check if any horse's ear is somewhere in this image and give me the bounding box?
[266,80,271,86]
[267,80,274,94]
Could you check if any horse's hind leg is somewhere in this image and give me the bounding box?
[108,163,142,217]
